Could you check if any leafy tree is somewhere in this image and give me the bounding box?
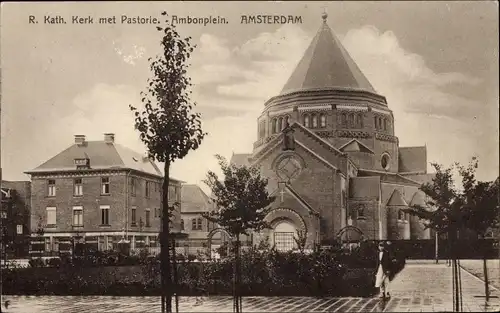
[408,159,499,307]
[203,155,275,313]
[129,11,206,313]
[457,158,499,300]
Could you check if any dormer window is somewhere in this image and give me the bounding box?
[74,158,90,169]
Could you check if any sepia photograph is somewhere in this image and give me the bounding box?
[0,1,499,312]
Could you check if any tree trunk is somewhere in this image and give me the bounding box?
[482,235,490,301]
[236,236,242,313]
[172,238,180,312]
[435,231,439,264]
[161,160,173,313]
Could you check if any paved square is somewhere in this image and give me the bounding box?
[3,263,500,312]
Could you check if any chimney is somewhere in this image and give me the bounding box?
[74,135,86,146]
[104,133,115,144]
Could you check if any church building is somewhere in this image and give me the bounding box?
[230,14,435,251]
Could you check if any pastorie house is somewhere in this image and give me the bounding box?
[25,133,182,257]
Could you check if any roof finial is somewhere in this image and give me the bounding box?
[321,7,328,22]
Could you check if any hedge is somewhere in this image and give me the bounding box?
[2,243,385,297]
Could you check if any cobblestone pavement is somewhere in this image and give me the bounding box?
[3,263,500,312]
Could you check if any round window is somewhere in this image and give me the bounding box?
[381,154,390,170]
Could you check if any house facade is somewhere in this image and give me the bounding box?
[1,180,31,259]
[230,14,435,251]
[26,133,182,256]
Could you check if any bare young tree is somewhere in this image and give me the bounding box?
[130,11,206,313]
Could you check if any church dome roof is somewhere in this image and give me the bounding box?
[280,14,376,95]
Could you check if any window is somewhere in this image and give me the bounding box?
[101,177,110,195]
[191,218,197,230]
[74,178,83,196]
[197,218,203,230]
[168,186,175,200]
[357,206,365,219]
[72,206,83,226]
[100,205,110,225]
[271,118,277,134]
[53,238,59,252]
[131,207,137,226]
[145,181,150,198]
[284,116,289,128]
[311,114,318,128]
[374,116,378,129]
[383,118,387,131]
[277,117,283,131]
[45,238,51,251]
[46,207,56,225]
[398,210,405,221]
[381,154,391,170]
[348,113,355,127]
[131,178,136,196]
[181,219,185,231]
[303,114,310,128]
[48,179,56,197]
[357,113,363,128]
[319,114,326,128]
[378,117,382,129]
[16,224,23,235]
[145,209,151,227]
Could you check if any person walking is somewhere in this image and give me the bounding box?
[375,241,394,299]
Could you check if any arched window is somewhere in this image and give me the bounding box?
[180,219,185,231]
[273,220,297,251]
[357,113,363,128]
[303,114,310,128]
[383,119,387,131]
[348,113,355,128]
[378,117,382,129]
[277,117,283,132]
[284,116,289,128]
[341,113,347,127]
[319,114,326,128]
[374,117,378,129]
[272,118,277,134]
[191,218,196,230]
[387,120,391,131]
[398,210,405,221]
[312,114,318,128]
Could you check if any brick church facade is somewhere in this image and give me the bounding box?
[230,14,434,251]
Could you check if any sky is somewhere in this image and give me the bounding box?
[1,1,499,192]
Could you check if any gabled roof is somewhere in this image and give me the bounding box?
[181,184,212,213]
[26,140,164,178]
[338,139,375,154]
[386,189,408,207]
[280,14,375,95]
[230,153,252,168]
[269,183,319,216]
[399,146,427,174]
[409,191,426,207]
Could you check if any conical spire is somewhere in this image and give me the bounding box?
[280,14,375,95]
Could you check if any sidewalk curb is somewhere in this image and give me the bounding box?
[459,264,500,292]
